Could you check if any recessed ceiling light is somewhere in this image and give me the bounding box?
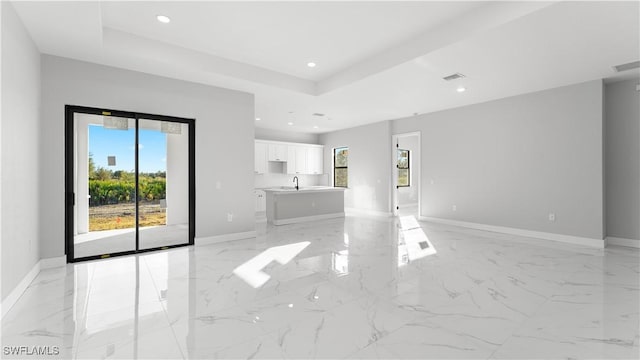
[255,117,260,121]
[313,125,319,129]
[156,15,171,23]
[287,122,294,126]
[457,87,466,93]
[307,62,316,68]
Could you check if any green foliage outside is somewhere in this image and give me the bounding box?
[397,149,409,187]
[89,178,166,206]
[88,153,166,206]
[334,147,348,187]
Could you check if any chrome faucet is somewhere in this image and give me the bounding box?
[293,176,299,191]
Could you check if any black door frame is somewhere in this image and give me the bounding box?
[65,105,196,263]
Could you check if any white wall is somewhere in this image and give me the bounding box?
[605,78,640,241]
[1,2,41,301]
[319,121,392,214]
[392,80,605,241]
[397,135,420,206]
[255,127,319,144]
[255,173,326,189]
[40,55,255,258]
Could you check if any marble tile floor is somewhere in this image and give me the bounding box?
[2,215,639,359]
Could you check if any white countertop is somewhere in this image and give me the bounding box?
[262,186,346,194]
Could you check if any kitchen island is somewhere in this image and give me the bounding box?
[263,186,346,225]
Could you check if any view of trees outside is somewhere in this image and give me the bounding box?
[334,147,348,187]
[88,152,167,231]
[398,149,409,187]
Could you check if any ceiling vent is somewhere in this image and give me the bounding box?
[312,113,325,117]
[442,73,465,81]
[613,60,640,72]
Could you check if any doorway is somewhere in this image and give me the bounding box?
[392,132,421,217]
[65,106,195,262]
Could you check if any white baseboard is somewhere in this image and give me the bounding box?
[273,212,345,225]
[195,230,257,246]
[606,236,640,249]
[1,255,69,319]
[419,216,605,248]
[40,255,66,269]
[345,208,393,218]
[1,260,40,319]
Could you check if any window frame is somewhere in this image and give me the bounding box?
[397,148,410,188]
[333,147,348,188]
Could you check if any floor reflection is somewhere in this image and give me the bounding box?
[398,216,437,266]
[233,241,311,288]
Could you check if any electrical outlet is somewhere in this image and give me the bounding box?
[452,205,457,212]
[548,213,556,222]
[227,213,233,222]
[430,179,435,185]
[216,181,221,190]
[311,201,316,208]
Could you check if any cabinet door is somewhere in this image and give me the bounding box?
[268,144,287,161]
[254,190,266,212]
[258,191,266,211]
[286,146,297,174]
[295,146,307,174]
[254,142,267,174]
[307,147,323,175]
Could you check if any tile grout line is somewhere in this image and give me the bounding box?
[140,254,187,360]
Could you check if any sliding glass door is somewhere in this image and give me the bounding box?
[65,106,195,262]
[138,118,190,250]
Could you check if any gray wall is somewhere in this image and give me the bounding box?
[1,2,41,301]
[255,127,319,144]
[40,55,256,258]
[605,78,640,241]
[319,121,391,214]
[392,80,604,240]
[397,135,420,206]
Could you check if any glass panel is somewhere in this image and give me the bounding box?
[138,119,189,250]
[335,168,348,187]
[398,169,409,187]
[397,149,409,187]
[397,149,409,169]
[335,147,348,167]
[74,113,136,258]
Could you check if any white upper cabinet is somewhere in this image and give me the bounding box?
[254,141,267,174]
[267,143,287,162]
[256,140,323,175]
[307,146,323,175]
[287,145,307,174]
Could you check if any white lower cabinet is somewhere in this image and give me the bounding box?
[254,190,266,212]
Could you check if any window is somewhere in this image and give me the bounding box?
[334,147,348,187]
[397,149,409,187]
